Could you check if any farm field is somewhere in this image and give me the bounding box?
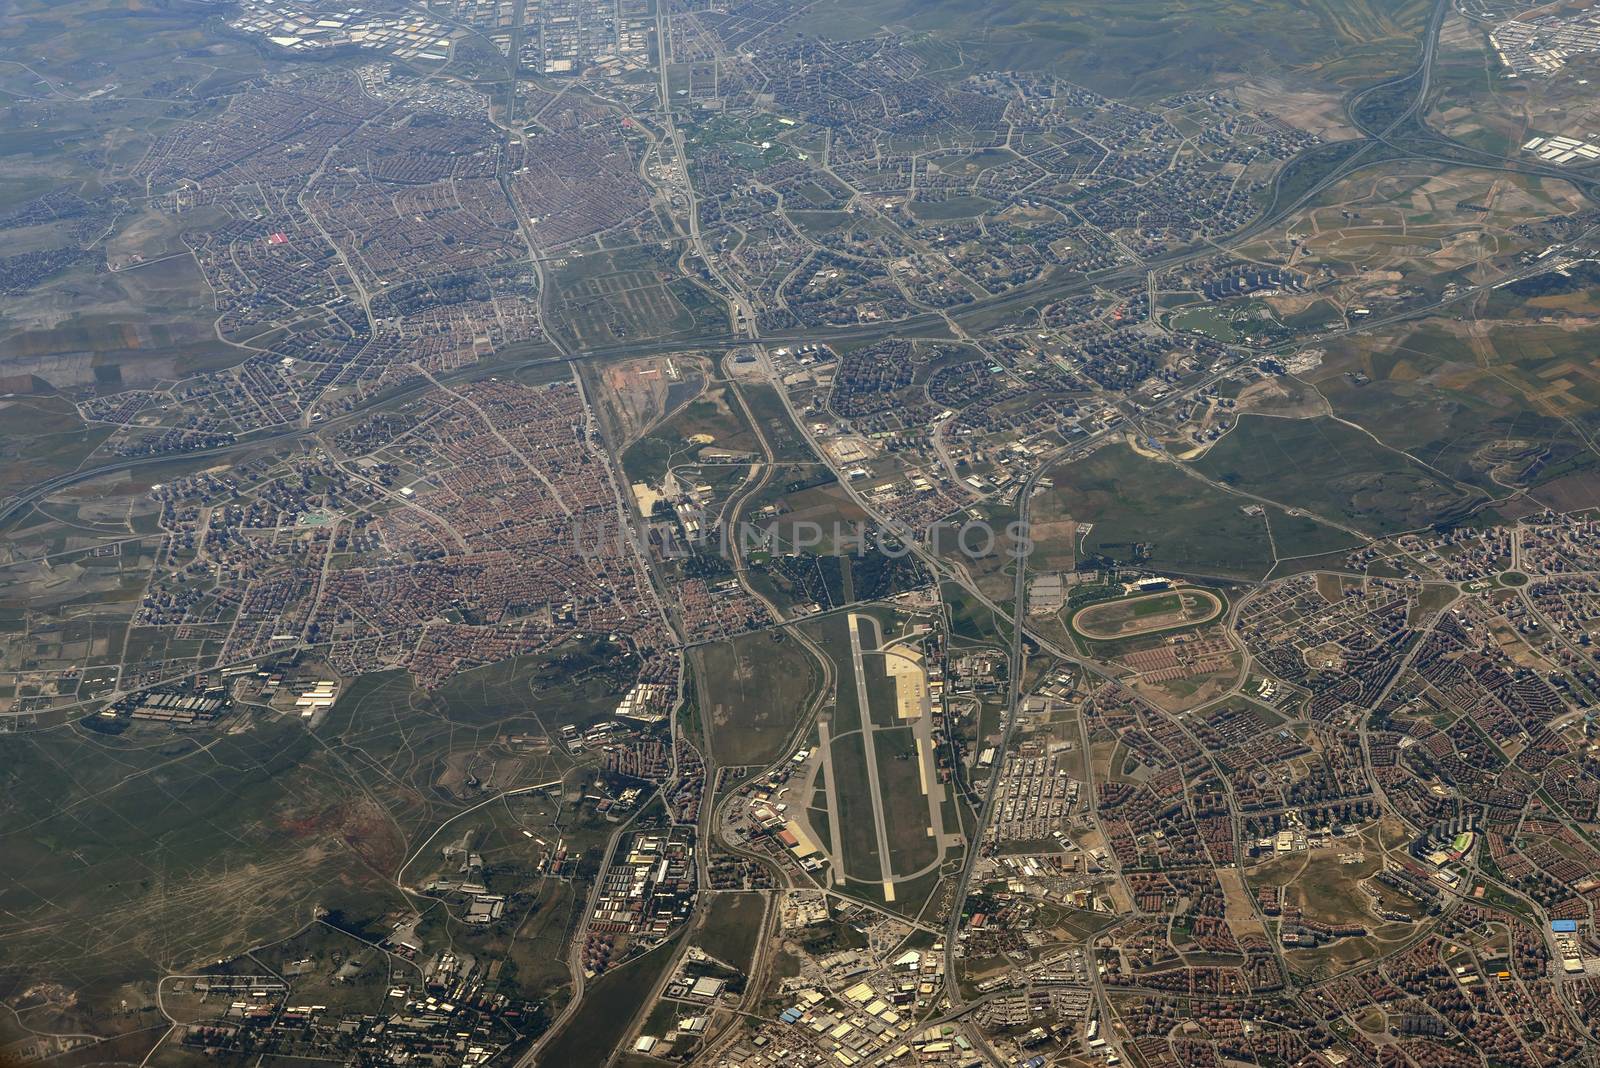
[1229,163,1587,315]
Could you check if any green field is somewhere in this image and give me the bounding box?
[0,394,115,501]
[0,644,629,1007]
[790,0,1430,99]
[1303,317,1600,506]
[0,711,405,995]
[536,934,683,1066]
[908,195,1000,221]
[1070,587,1224,640]
[941,581,1013,647]
[694,629,821,767]
[1195,415,1481,535]
[738,380,823,463]
[1265,507,1363,564]
[553,246,726,347]
[811,612,865,735]
[1044,444,1338,579]
[693,891,767,973]
[859,617,903,730]
[871,724,939,876]
[1170,306,1240,341]
[829,730,883,882]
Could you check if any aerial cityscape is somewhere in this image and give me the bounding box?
[3,0,1600,1066]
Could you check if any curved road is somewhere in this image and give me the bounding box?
[10,0,1559,541]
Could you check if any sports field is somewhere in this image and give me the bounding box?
[1071,588,1224,640]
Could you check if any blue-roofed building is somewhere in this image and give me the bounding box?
[1552,919,1578,933]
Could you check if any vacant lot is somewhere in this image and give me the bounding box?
[537,934,683,1066]
[693,891,767,974]
[1195,415,1479,535]
[694,630,821,767]
[791,0,1430,100]
[1042,444,1291,579]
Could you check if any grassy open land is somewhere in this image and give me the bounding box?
[805,612,861,734]
[870,723,939,876]
[0,542,147,652]
[1247,819,1426,980]
[941,581,1012,648]
[1475,323,1600,423]
[1194,415,1481,535]
[1301,315,1600,508]
[737,380,823,464]
[1423,10,1565,163]
[245,923,396,1019]
[551,245,726,348]
[500,877,583,1017]
[672,389,759,451]
[623,382,759,485]
[756,481,870,550]
[693,629,821,767]
[398,789,568,896]
[692,891,767,974]
[0,712,406,999]
[1170,307,1240,342]
[536,933,683,1066]
[0,642,629,1011]
[1040,443,1354,580]
[346,636,633,734]
[1266,506,1364,566]
[931,498,1033,605]
[858,618,902,730]
[790,0,1430,100]
[829,731,882,882]
[0,277,246,390]
[0,0,275,395]
[0,393,114,500]
[0,0,270,187]
[908,195,1000,221]
[1485,262,1600,321]
[1227,163,1586,321]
